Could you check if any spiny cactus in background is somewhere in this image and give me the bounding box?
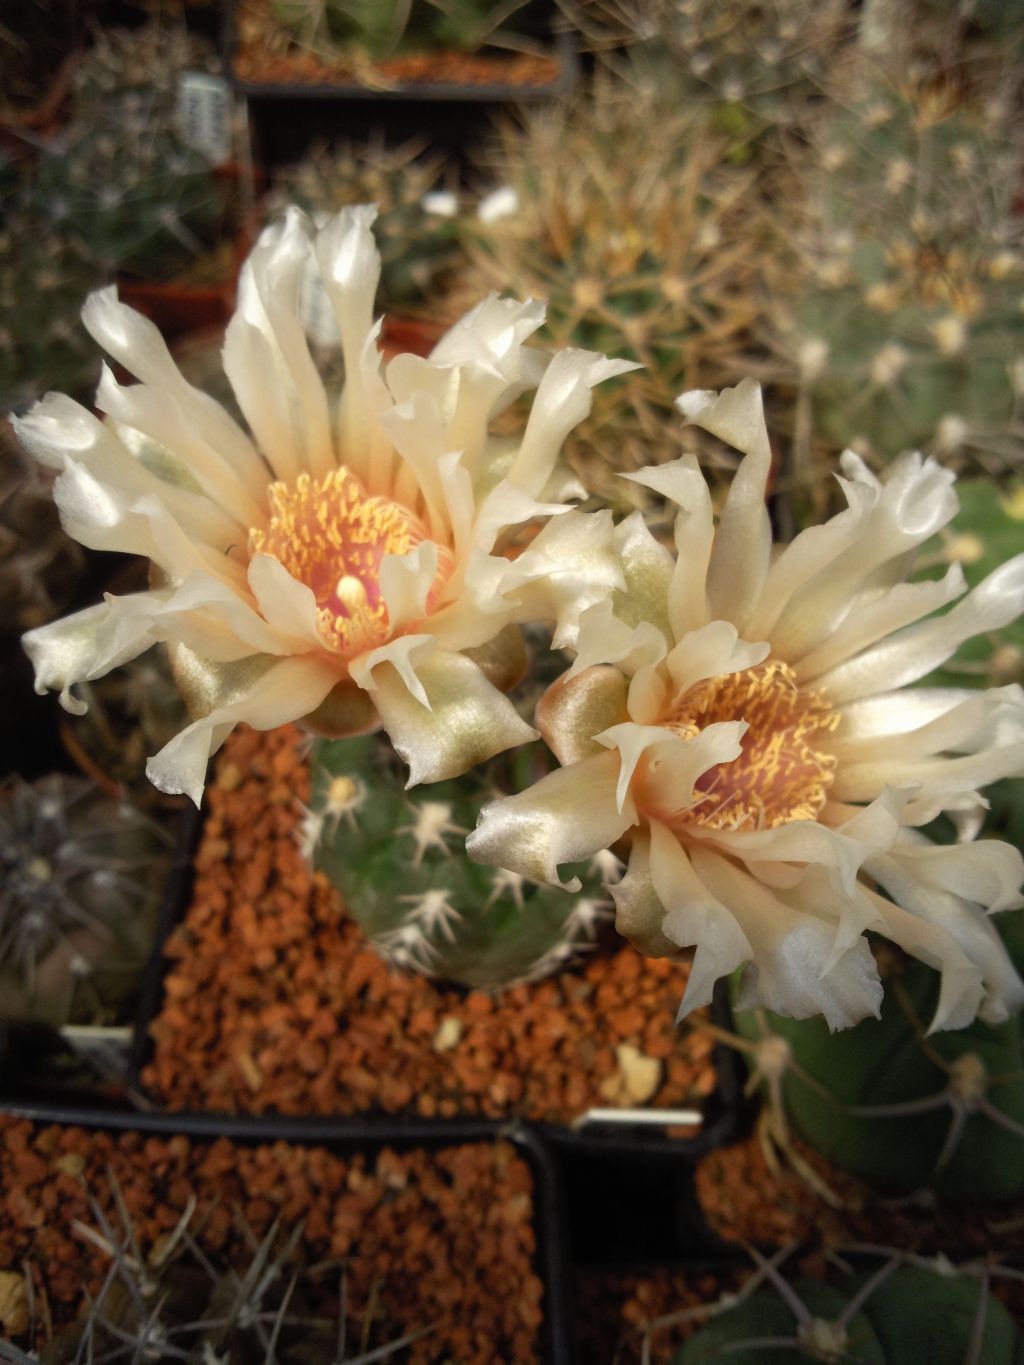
[729,914,1024,1204]
[62,652,190,809]
[458,67,760,510]
[670,1250,1021,1363]
[24,1175,428,1365]
[0,422,86,635]
[267,137,459,311]
[771,81,1024,481]
[31,117,227,283]
[305,733,615,989]
[0,203,101,410]
[558,0,850,139]
[0,775,170,1029]
[72,22,221,114]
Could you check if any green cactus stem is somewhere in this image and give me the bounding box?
[306,733,615,989]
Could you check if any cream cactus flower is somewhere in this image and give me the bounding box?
[468,380,1024,1032]
[18,207,633,805]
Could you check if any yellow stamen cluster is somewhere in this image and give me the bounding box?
[665,660,839,832]
[249,467,445,659]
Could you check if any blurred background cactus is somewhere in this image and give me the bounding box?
[457,65,761,512]
[21,23,232,285]
[307,733,613,989]
[31,115,227,283]
[71,21,220,113]
[557,0,851,151]
[767,77,1024,502]
[267,136,459,311]
[0,198,101,411]
[0,774,170,1029]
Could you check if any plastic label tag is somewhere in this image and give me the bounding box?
[176,72,233,166]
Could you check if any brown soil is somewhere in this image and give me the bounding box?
[574,1265,749,1365]
[142,723,718,1122]
[233,0,562,90]
[696,1129,1024,1255]
[0,1117,543,1364]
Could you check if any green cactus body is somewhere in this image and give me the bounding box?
[268,139,458,310]
[0,775,170,1029]
[733,915,1024,1202]
[673,1264,1019,1364]
[307,734,613,989]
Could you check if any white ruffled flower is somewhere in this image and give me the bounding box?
[468,380,1024,1032]
[19,207,633,804]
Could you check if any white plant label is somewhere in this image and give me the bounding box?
[176,73,233,166]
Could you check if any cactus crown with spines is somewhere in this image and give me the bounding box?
[305,733,614,990]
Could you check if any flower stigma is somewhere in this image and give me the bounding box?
[249,467,453,659]
[661,660,839,831]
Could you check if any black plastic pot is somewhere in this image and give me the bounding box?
[0,1105,575,1365]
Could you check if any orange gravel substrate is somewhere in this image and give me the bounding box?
[0,1117,543,1363]
[143,724,718,1120]
[696,1130,1024,1254]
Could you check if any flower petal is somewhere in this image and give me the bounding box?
[363,647,539,785]
[625,453,714,637]
[147,654,339,806]
[499,508,624,650]
[792,564,967,682]
[768,451,960,663]
[508,349,640,499]
[537,665,629,767]
[468,749,633,891]
[664,620,769,702]
[223,209,333,485]
[810,556,1024,705]
[80,287,268,491]
[690,846,884,1029]
[830,685,1024,764]
[865,847,1024,1026]
[677,379,773,630]
[247,553,324,649]
[647,821,753,1016]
